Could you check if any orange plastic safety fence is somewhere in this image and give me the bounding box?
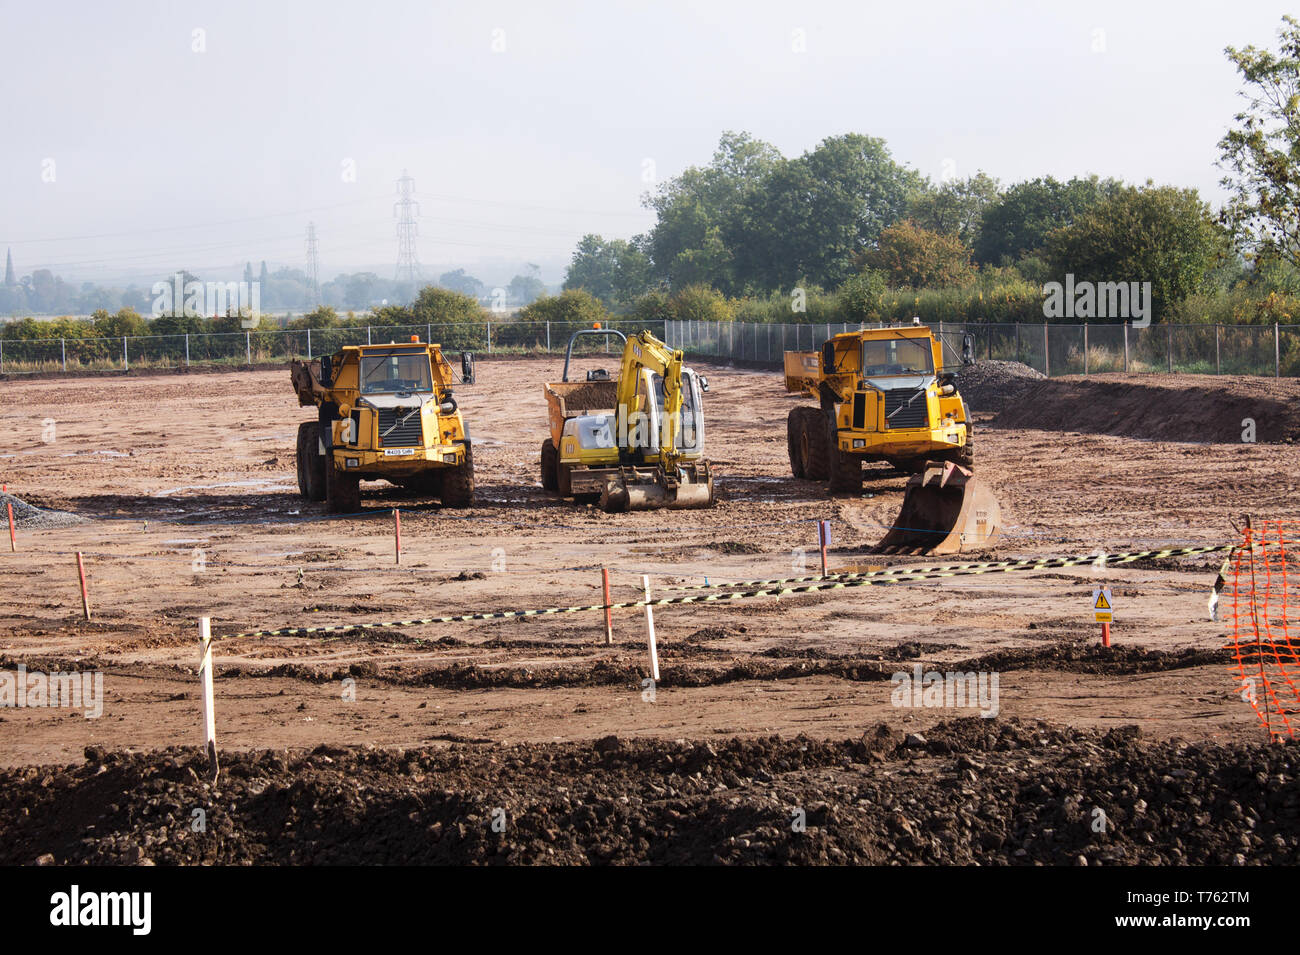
[1229,520,1300,738]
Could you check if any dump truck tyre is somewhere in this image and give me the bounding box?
[298,422,327,501]
[787,409,807,478]
[541,439,559,492]
[325,464,361,513]
[802,408,832,481]
[441,441,475,507]
[829,443,862,493]
[295,423,310,498]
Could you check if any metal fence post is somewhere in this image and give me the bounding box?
[367,326,372,345]
[1167,324,1173,374]
[185,333,190,367]
[546,321,551,352]
[1043,323,1049,377]
[123,336,128,371]
[1276,322,1281,378]
[1014,322,1020,362]
[1214,324,1220,375]
[246,332,251,365]
[1123,323,1129,372]
[426,323,432,345]
[487,322,492,354]
[306,328,311,359]
[61,338,66,372]
[1083,323,1088,375]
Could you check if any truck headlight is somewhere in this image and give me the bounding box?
[852,439,865,448]
[443,453,458,463]
[346,458,359,468]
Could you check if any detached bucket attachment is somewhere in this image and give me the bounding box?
[874,461,1001,555]
[599,461,715,512]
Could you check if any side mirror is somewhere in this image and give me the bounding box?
[961,333,975,366]
[320,355,332,387]
[699,376,709,393]
[461,352,475,385]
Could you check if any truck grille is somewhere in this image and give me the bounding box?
[377,407,423,447]
[883,388,929,430]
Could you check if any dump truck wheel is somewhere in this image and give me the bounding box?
[801,408,832,481]
[557,461,573,497]
[951,430,974,469]
[295,423,311,498]
[441,441,475,507]
[325,464,361,513]
[787,409,807,478]
[829,443,862,493]
[298,422,327,501]
[541,439,559,492]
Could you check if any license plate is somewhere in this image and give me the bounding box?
[382,448,416,457]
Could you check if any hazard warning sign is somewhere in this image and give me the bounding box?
[1092,588,1113,623]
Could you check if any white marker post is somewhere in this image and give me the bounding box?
[198,617,219,783]
[642,575,660,682]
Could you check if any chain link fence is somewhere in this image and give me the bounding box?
[0,319,661,375]
[2,318,1296,378]
[665,319,1299,378]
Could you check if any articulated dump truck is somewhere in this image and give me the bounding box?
[541,328,714,512]
[785,321,1000,554]
[290,337,474,512]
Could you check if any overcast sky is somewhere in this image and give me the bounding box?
[0,0,1291,285]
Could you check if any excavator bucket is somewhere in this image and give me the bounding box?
[597,462,715,512]
[873,461,1001,555]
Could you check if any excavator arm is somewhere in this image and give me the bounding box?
[615,331,686,476]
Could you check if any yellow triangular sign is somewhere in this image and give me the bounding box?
[1094,591,1111,610]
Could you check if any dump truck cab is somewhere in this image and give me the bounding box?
[786,324,971,469]
[291,337,474,512]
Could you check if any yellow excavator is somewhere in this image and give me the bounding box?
[541,328,715,512]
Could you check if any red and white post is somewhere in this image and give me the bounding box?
[602,567,614,645]
[76,551,90,621]
[642,574,660,682]
[198,617,219,783]
[393,508,402,565]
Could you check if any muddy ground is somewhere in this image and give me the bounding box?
[0,358,1296,864]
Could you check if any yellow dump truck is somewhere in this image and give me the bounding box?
[785,321,1000,553]
[291,337,473,512]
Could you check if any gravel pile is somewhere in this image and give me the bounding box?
[0,491,85,530]
[954,360,1045,414]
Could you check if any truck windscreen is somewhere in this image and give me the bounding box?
[860,338,934,378]
[360,349,434,394]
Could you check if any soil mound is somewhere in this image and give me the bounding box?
[2,722,1295,865]
[994,375,1300,444]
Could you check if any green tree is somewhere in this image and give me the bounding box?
[734,133,921,291]
[1219,16,1300,269]
[410,285,487,324]
[507,273,546,305]
[645,131,782,294]
[909,172,1002,248]
[438,269,485,299]
[1044,184,1228,320]
[563,234,654,306]
[862,220,975,289]
[838,270,889,321]
[974,176,1121,265]
[517,289,609,325]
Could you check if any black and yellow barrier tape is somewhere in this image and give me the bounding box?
[664,543,1237,592]
[221,543,1235,641]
